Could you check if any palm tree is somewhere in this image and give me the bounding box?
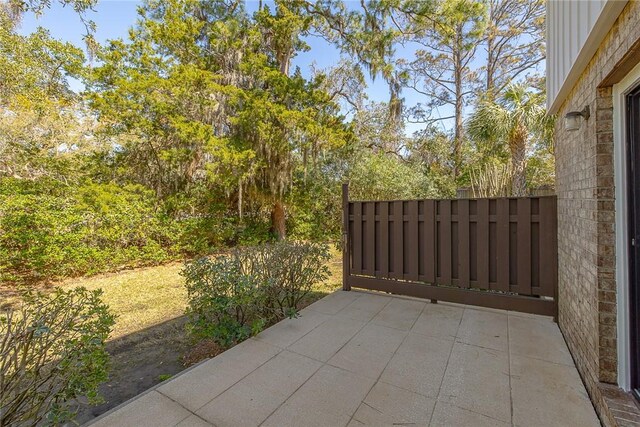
[467,84,554,196]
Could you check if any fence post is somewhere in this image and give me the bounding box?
[342,183,351,291]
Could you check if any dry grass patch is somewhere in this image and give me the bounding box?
[60,262,188,340]
[60,245,342,341]
[1,245,342,343]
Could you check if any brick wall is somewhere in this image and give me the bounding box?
[554,2,640,425]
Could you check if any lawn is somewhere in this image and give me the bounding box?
[51,246,343,424]
[59,246,342,340]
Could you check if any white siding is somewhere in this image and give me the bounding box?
[547,0,627,112]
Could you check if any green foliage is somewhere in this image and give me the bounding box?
[0,7,96,181]
[238,241,331,319]
[0,287,115,426]
[182,255,265,346]
[288,169,343,241]
[0,178,175,284]
[0,0,554,287]
[467,84,555,196]
[183,241,330,347]
[0,177,278,285]
[87,0,352,241]
[348,151,438,201]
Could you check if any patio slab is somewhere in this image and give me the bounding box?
[88,290,600,427]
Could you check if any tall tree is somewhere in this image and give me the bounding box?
[466,84,553,196]
[0,7,91,181]
[482,0,545,97]
[87,0,350,240]
[300,0,410,127]
[403,0,486,178]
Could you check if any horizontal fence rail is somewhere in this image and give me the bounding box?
[342,184,558,317]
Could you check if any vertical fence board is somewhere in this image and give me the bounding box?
[424,200,436,283]
[439,200,452,285]
[496,198,510,292]
[380,202,389,278]
[517,198,532,295]
[352,202,362,275]
[407,200,419,281]
[459,199,470,288]
[342,184,350,291]
[477,198,490,289]
[393,201,404,279]
[552,197,559,306]
[366,202,376,276]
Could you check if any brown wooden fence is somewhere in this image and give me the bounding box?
[342,184,558,317]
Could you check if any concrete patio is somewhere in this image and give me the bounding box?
[90,290,600,427]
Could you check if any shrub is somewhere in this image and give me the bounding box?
[182,256,265,346]
[0,178,176,284]
[183,241,330,346]
[238,241,331,319]
[348,152,439,201]
[0,287,115,426]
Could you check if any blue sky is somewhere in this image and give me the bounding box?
[16,0,518,136]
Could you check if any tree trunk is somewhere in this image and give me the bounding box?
[510,133,528,197]
[238,178,243,219]
[485,1,496,96]
[271,200,286,240]
[453,44,464,179]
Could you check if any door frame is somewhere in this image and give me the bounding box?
[627,85,640,395]
[613,61,640,391]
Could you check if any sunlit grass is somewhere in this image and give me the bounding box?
[56,246,342,341]
[61,263,188,340]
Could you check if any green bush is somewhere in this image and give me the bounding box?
[288,171,343,241]
[182,255,265,346]
[0,178,280,285]
[239,241,331,319]
[183,241,330,347]
[348,152,438,200]
[0,178,176,284]
[0,287,115,426]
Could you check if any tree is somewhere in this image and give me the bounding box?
[482,0,545,97]
[88,0,350,240]
[1,287,114,426]
[402,0,487,179]
[300,0,414,127]
[0,8,93,182]
[466,84,554,196]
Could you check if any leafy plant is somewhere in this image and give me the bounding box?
[237,241,331,319]
[470,162,513,198]
[182,256,265,347]
[0,287,115,426]
[467,84,555,196]
[0,179,176,285]
[182,241,330,347]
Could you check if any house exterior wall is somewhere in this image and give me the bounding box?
[547,0,628,113]
[553,1,640,425]
[548,0,608,110]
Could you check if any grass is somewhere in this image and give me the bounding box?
[51,245,343,341]
[60,262,188,340]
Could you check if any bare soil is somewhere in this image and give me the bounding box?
[74,316,203,425]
